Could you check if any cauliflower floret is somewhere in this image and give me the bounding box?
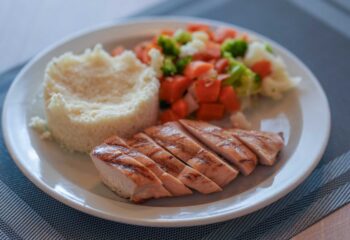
[244,41,301,100]
[244,42,274,66]
[262,75,301,100]
[148,48,164,78]
[192,31,209,42]
[180,39,205,57]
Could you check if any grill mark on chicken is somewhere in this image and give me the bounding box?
[182,172,201,181]
[179,119,257,176]
[128,134,183,175]
[92,144,155,180]
[229,129,284,166]
[145,122,238,187]
[129,133,222,193]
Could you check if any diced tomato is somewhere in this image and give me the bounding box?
[219,86,240,112]
[193,41,221,61]
[159,75,193,103]
[160,109,180,123]
[251,60,272,78]
[215,58,229,73]
[195,79,221,103]
[196,103,225,121]
[171,99,188,118]
[111,46,124,56]
[187,23,210,32]
[184,61,214,79]
[214,27,237,43]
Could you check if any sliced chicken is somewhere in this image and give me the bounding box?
[179,119,257,176]
[144,122,238,187]
[91,144,171,203]
[128,133,222,194]
[229,129,284,166]
[104,136,192,196]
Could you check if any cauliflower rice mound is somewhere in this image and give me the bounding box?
[44,45,159,152]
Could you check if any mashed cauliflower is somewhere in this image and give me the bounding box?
[43,44,159,152]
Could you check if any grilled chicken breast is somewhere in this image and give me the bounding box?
[129,133,222,194]
[91,144,171,203]
[104,136,192,196]
[229,129,284,166]
[144,122,238,187]
[179,120,257,176]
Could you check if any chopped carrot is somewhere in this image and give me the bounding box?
[187,23,210,32]
[134,41,159,64]
[184,61,214,79]
[219,86,240,112]
[171,99,188,118]
[134,41,150,63]
[215,58,229,73]
[214,27,237,43]
[208,59,216,65]
[196,103,225,121]
[195,79,221,103]
[161,29,174,36]
[251,60,272,78]
[160,109,180,123]
[187,23,215,40]
[159,75,193,103]
[111,46,125,56]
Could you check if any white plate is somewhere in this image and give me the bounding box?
[2,17,330,227]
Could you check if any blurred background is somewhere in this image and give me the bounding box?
[1,0,350,73]
[0,0,164,72]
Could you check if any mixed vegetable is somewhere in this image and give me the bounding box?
[111,23,300,123]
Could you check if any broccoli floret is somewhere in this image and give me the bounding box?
[161,57,177,76]
[157,35,180,56]
[174,29,192,44]
[224,64,245,87]
[221,39,248,57]
[223,52,261,96]
[176,56,192,74]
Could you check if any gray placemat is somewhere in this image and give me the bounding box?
[1,0,350,239]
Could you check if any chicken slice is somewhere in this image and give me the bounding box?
[91,144,171,203]
[179,119,257,176]
[104,136,192,196]
[144,122,238,187]
[129,133,222,194]
[228,129,284,166]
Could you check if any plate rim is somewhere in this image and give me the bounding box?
[2,16,331,227]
